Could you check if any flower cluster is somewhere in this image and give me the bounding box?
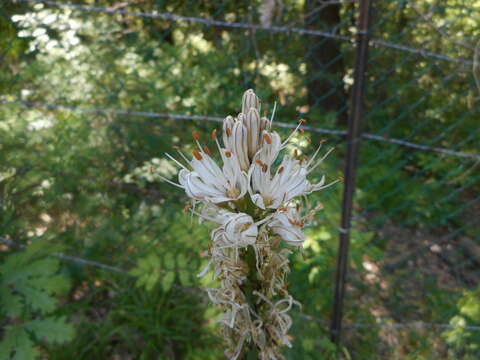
[161,90,337,359]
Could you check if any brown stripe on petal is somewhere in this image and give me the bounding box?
[192,149,203,160]
[263,133,272,144]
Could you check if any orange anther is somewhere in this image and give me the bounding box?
[225,151,232,158]
[294,149,299,157]
[192,149,203,160]
[299,119,307,123]
[211,129,217,140]
[263,133,272,144]
[261,164,268,173]
[299,128,305,135]
[192,131,200,141]
[278,166,284,174]
[320,139,327,144]
[255,159,264,166]
[226,128,231,137]
[203,145,212,155]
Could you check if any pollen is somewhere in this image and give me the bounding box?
[263,133,272,144]
[299,119,307,123]
[192,149,203,160]
[211,129,217,140]
[299,128,305,134]
[255,159,264,166]
[192,131,200,141]
[226,128,231,137]
[227,187,240,198]
[203,145,212,155]
[278,166,284,174]
[239,222,252,232]
[225,151,232,158]
[261,164,268,172]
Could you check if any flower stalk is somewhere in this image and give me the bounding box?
[161,89,337,359]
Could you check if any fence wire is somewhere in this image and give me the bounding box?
[2,0,480,358]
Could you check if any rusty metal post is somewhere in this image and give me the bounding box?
[330,0,373,344]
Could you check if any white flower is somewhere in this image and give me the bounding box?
[248,140,336,210]
[268,207,306,247]
[161,131,248,204]
[222,90,271,171]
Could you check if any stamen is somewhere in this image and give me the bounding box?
[299,119,307,123]
[261,164,268,173]
[255,159,264,166]
[293,149,299,157]
[192,131,200,141]
[203,145,212,156]
[281,121,304,148]
[263,133,272,144]
[308,147,335,173]
[225,151,232,158]
[320,139,327,144]
[157,174,184,189]
[269,101,277,128]
[226,128,231,137]
[174,149,191,166]
[192,149,203,160]
[299,128,305,135]
[278,166,284,174]
[211,129,217,140]
[165,152,188,170]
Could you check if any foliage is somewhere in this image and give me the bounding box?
[0,241,74,359]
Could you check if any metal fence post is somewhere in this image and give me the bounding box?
[330,0,373,345]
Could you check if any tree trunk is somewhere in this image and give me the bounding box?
[304,0,348,125]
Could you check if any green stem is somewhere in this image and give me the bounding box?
[239,245,261,359]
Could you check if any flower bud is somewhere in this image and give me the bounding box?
[242,89,261,114]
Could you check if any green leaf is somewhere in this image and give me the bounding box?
[162,272,175,292]
[178,270,190,286]
[15,282,57,314]
[25,317,75,344]
[163,254,175,270]
[0,287,22,317]
[0,326,39,360]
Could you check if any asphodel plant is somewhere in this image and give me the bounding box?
[161,90,338,359]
